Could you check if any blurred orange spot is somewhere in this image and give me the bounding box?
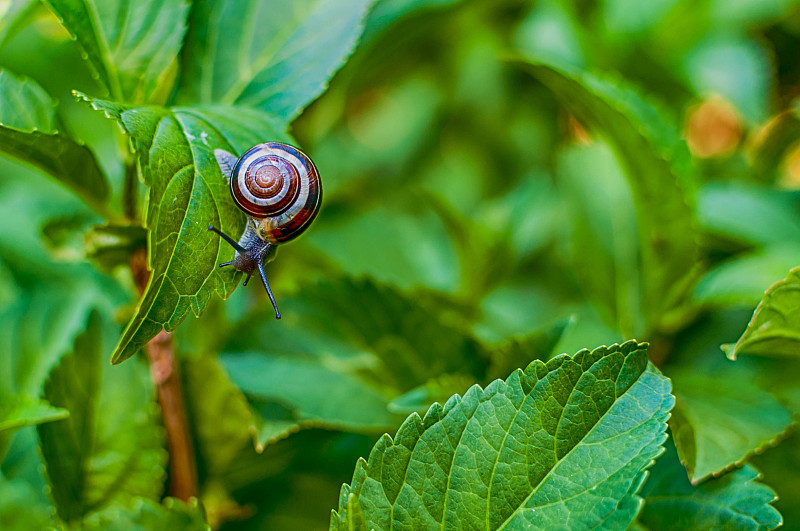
[568,115,591,145]
[685,95,742,158]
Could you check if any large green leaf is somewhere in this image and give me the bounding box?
[182,355,261,467]
[0,68,109,214]
[176,0,374,122]
[227,277,489,388]
[222,351,402,434]
[82,96,290,363]
[82,497,208,530]
[218,277,510,440]
[331,341,674,530]
[42,0,190,102]
[37,311,166,522]
[669,371,793,483]
[222,278,569,441]
[639,442,782,530]
[0,175,124,457]
[557,141,643,336]
[288,278,489,388]
[724,266,800,359]
[517,59,697,332]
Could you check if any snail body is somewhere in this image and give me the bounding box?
[209,142,322,319]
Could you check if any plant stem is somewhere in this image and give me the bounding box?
[130,248,198,501]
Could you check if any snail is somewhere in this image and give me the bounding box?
[208,142,322,319]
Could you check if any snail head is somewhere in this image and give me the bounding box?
[208,225,281,319]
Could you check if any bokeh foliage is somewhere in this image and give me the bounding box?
[1,0,799,529]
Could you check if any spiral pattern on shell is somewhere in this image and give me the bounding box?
[231,142,322,244]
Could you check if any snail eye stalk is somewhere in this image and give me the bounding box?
[208,225,247,253]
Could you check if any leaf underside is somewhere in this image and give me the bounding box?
[669,372,793,483]
[331,341,674,530]
[83,97,289,364]
[639,442,782,531]
[724,265,800,359]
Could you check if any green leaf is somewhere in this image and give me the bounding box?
[514,0,585,67]
[0,473,57,530]
[361,0,462,44]
[283,277,489,389]
[669,371,793,483]
[682,35,770,123]
[0,390,69,470]
[182,355,260,469]
[557,141,643,336]
[83,497,208,530]
[0,0,39,48]
[387,373,476,415]
[176,0,374,122]
[0,172,126,397]
[709,0,800,29]
[639,441,782,530]
[306,203,461,293]
[697,181,800,247]
[222,351,401,434]
[693,245,800,306]
[0,175,127,461]
[0,394,67,434]
[220,277,511,440]
[724,266,800,359]
[601,0,680,36]
[331,341,674,530]
[81,96,290,364]
[0,68,109,214]
[37,310,166,522]
[750,432,800,527]
[517,59,697,332]
[42,0,190,102]
[486,317,573,381]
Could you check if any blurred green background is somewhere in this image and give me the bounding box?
[1,0,800,529]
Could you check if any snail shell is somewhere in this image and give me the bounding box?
[230,142,322,244]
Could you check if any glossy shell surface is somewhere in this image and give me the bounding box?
[231,142,322,244]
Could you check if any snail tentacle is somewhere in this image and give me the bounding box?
[257,261,281,319]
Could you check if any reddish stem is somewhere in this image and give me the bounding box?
[131,248,198,501]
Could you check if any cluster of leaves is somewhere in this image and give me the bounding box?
[1,0,800,529]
